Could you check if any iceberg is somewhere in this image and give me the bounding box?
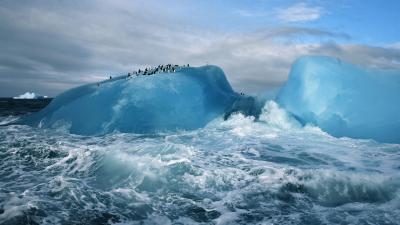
[20,66,240,135]
[276,56,400,144]
[13,92,47,99]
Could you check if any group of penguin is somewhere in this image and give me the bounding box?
[97,64,190,87]
[98,64,246,96]
[127,64,190,78]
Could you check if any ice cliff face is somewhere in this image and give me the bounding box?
[276,56,400,143]
[21,66,239,135]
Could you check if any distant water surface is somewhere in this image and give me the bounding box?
[0,98,52,117]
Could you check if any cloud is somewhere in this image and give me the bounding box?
[276,3,323,23]
[0,0,399,97]
[0,0,202,96]
[182,30,400,93]
[391,42,400,49]
[235,9,267,17]
[254,27,350,40]
[311,43,400,69]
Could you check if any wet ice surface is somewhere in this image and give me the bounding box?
[277,56,400,143]
[1,102,400,225]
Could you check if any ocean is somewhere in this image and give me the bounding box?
[0,99,399,225]
[0,98,52,117]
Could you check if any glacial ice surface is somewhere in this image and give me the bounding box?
[21,66,239,135]
[276,56,400,143]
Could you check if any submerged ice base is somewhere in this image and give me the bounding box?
[276,56,400,144]
[21,66,239,135]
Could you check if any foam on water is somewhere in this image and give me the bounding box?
[0,116,19,125]
[1,101,399,225]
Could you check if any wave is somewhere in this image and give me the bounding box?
[0,116,19,125]
[1,103,399,224]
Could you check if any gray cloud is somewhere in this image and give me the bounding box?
[311,43,400,69]
[276,3,323,23]
[0,0,399,97]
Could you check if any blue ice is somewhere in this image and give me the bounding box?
[21,66,239,135]
[276,56,400,143]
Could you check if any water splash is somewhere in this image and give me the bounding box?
[1,101,399,224]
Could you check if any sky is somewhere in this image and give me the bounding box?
[0,0,399,97]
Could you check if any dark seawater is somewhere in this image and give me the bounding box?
[0,100,400,225]
[0,98,52,116]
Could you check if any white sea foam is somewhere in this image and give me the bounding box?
[0,101,399,224]
[0,116,19,125]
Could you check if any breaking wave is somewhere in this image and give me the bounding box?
[1,101,399,224]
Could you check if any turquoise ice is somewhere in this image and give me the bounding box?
[19,57,400,143]
[276,56,400,143]
[21,66,239,135]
